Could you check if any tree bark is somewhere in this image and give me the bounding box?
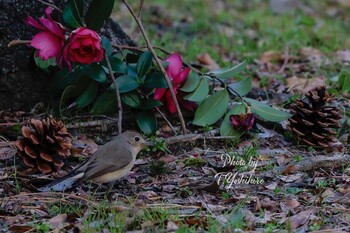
[0,0,135,111]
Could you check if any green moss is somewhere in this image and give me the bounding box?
[183,157,207,167]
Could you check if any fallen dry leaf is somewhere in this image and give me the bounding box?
[254,197,262,211]
[286,76,326,94]
[260,197,277,211]
[159,154,177,163]
[259,50,282,64]
[278,173,303,183]
[0,146,17,160]
[321,188,336,199]
[72,136,99,157]
[281,165,296,175]
[197,53,220,71]
[300,47,328,66]
[48,213,67,229]
[336,50,350,63]
[287,208,315,230]
[166,220,179,231]
[285,197,301,209]
[265,182,278,190]
[276,154,291,166]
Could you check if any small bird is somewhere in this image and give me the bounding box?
[39,132,149,192]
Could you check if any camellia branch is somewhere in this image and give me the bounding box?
[113,44,170,55]
[207,74,246,104]
[104,53,123,134]
[37,0,63,12]
[122,0,187,134]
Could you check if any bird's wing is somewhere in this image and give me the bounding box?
[77,140,134,182]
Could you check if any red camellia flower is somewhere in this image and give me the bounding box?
[26,7,66,60]
[154,53,196,114]
[62,27,104,69]
[230,113,255,131]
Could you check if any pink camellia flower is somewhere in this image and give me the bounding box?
[230,113,255,131]
[26,7,66,60]
[154,53,196,114]
[62,27,104,69]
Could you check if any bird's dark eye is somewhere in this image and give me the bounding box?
[135,136,140,142]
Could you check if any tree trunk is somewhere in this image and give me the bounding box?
[0,0,135,111]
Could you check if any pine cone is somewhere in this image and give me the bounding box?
[288,86,344,152]
[15,116,73,173]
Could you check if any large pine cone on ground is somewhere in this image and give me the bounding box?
[16,116,72,173]
[288,86,344,152]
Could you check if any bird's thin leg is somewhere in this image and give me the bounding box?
[106,181,117,194]
[90,182,103,198]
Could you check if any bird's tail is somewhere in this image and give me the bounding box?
[38,171,85,192]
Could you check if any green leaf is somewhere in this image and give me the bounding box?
[136,50,153,78]
[80,63,107,83]
[143,72,168,89]
[184,78,209,102]
[140,99,163,110]
[111,75,139,93]
[220,104,246,136]
[51,68,81,94]
[34,51,56,69]
[193,90,229,126]
[228,78,252,96]
[244,97,292,122]
[180,70,201,92]
[91,92,117,114]
[137,111,157,135]
[59,85,77,110]
[85,0,114,31]
[101,36,112,56]
[207,60,247,79]
[62,0,84,28]
[108,56,127,73]
[76,81,99,107]
[60,74,91,101]
[121,92,141,108]
[125,53,140,63]
[127,65,138,79]
[339,71,350,94]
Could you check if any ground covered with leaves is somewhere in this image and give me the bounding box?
[1,0,350,232]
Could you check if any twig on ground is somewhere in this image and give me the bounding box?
[7,40,31,47]
[63,114,118,123]
[262,154,350,177]
[104,53,123,134]
[165,129,226,144]
[122,0,187,134]
[155,107,177,135]
[0,141,16,147]
[66,119,114,130]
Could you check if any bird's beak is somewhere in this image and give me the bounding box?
[144,141,154,147]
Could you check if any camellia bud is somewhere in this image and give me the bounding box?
[229,113,255,131]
